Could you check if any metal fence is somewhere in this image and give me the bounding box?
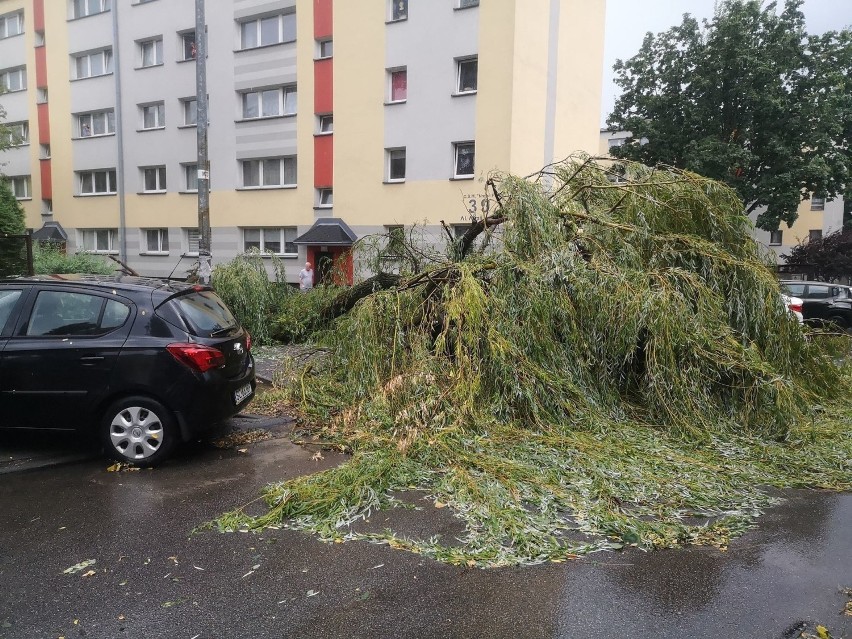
[0,234,34,277]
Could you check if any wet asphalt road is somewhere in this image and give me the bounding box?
[1,431,850,639]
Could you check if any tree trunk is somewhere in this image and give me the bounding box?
[320,272,401,321]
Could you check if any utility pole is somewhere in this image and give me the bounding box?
[195,0,211,283]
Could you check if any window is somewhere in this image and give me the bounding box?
[72,0,111,19]
[36,88,47,103]
[387,148,406,182]
[74,49,112,79]
[142,166,166,192]
[79,228,118,253]
[807,285,832,299]
[181,31,196,61]
[180,98,197,126]
[454,142,475,178]
[78,169,117,195]
[769,230,783,246]
[453,224,471,239]
[139,38,163,67]
[389,0,408,21]
[144,228,169,253]
[809,229,823,242]
[183,163,198,191]
[9,176,31,199]
[2,122,28,146]
[810,197,825,211]
[240,86,297,119]
[317,39,333,59]
[241,157,296,188]
[0,11,23,38]
[0,290,23,332]
[0,67,26,92]
[608,138,626,150]
[27,291,129,337]
[40,144,50,159]
[239,13,296,49]
[389,68,407,103]
[77,110,115,137]
[242,227,297,255]
[458,0,479,7]
[185,228,200,255]
[317,188,333,207]
[318,114,333,134]
[141,103,165,129]
[456,57,478,93]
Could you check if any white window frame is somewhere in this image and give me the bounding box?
[9,176,31,199]
[240,157,297,189]
[388,0,408,22]
[388,67,407,103]
[240,86,297,119]
[769,230,783,246]
[74,49,112,79]
[142,166,167,193]
[72,0,111,19]
[242,227,297,256]
[316,188,333,208]
[140,102,165,130]
[0,11,24,38]
[143,228,169,254]
[317,114,333,134]
[2,121,29,146]
[386,148,406,183]
[453,142,475,178]
[78,169,117,195]
[79,228,118,254]
[456,56,478,94]
[317,39,333,59]
[810,196,825,211]
[0,67,26,92]
[182,163,199,192]
[184,228,200,255]
[239,12,296,50]
[139,38,163,68]
[180,31,196,61]
[180,98,197,126]
[77,110,115,138]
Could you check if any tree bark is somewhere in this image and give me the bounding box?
[320,272,401,321]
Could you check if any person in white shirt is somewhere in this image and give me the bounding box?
[299,262,314,291]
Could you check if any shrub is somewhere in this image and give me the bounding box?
[211,251,288,345]
[32,243,114,275]
[271,285,346,343]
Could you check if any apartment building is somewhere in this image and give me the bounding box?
[0,0,606,283]
[598,130,845,262]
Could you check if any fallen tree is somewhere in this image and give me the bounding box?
[218,156,852,566]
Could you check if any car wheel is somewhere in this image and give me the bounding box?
[101,396,177,466]
[827,315,849,331]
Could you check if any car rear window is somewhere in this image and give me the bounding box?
[782,283,805,296]
[170,291,238,337]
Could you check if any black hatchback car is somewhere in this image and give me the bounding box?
[780,280,852,329]
[0,275,255,465]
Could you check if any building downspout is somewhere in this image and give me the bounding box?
[111,0,127,264]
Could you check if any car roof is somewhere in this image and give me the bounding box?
[0,274,210,296]
[780,280,850,287]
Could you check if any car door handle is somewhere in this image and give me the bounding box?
[80,356,105,365]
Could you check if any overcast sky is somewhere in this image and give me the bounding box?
[601,0,852,126]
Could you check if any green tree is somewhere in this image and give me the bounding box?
[607,0,852,231]
[783,228,852,281]
[0,178,26,276]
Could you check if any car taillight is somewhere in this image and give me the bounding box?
[245,332,252,352]
[788,302,803,314]
[167,343,226,372]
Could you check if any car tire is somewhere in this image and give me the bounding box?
[101,396,177,467]
[827,315,849,331]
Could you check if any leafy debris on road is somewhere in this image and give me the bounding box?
[215,157,852,567]
[211,429,273,449]
[63,559,96,575]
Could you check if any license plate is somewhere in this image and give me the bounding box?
[234,383,253,405]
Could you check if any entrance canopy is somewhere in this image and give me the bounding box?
[293,218,358,246]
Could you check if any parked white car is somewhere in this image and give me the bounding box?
[781,293,804,324]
